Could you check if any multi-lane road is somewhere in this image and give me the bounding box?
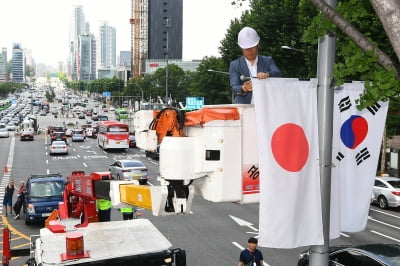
[0,105,399,266]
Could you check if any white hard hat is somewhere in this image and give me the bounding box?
[237,27,260,49]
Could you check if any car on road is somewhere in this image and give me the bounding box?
[298,243,400,266]
[20,131,34,141]
[49,140,68,155]
[65,128,73,137]
[371,176,400,209]
[78,113,85,119]
[85,127,97,138]
[48,126,65,135]
[71,129,85,142]
[109,159,148,185]
[50,131,67,144]
[128,134,136,148]
[5,122,16,131]
[0,128,9,138]
[24,173,65,225]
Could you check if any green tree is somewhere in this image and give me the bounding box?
[151,64,188,104]
[190,57,232,104]
[221,0,318,79]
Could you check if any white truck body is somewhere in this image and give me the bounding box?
[32,219,173,265]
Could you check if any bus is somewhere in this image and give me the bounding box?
[115,108,129,120]
[0,99,11,111]
[97,121,129,150]
[41,101,50,113]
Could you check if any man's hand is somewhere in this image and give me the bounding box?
[242,81,253,92]
[257,72,269,79]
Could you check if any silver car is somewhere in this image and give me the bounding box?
[372,176,400,209]
[49,140,68,155]
[109,159,148,184]
[71,129,85,142]
[0,128,9,138]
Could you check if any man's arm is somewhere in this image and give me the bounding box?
[268,57,281,77]
[229,60,247,95]
[238,262,244,266]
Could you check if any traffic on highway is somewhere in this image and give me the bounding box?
[0,82,399,265]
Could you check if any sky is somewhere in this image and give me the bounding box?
[0,0,249,66]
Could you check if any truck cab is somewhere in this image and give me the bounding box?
[24,174,65,225]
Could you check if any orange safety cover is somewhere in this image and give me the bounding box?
[184,108,240,126]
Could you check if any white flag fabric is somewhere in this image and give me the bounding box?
[330,82,388,233]
[253,78,323,248]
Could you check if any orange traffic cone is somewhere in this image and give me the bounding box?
[4,165,8,173]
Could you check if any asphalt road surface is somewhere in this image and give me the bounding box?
[0,102,399,266]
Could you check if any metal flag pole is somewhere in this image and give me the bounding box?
[309,0,338,265]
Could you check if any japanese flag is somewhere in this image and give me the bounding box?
[253,78,323,248]
[330,82,388,233]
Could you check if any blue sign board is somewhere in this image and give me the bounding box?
[185,97,204,110]
[103,91,111,97]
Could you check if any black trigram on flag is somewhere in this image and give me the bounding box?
[355,147,370,165]
[367,103,381,115]
[336,152,344,161]
[338,96,352,112]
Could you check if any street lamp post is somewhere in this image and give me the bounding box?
[164,17,170,105]
[207,69,234,103]
[281,45,304,52]
[135,83,144,103]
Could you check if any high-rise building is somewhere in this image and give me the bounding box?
[0,48,7,82]
[78,34,96,81]
[98,22,116,69]
[148,0,182,60]
[12,44,24,83]
[131,0,183,77]
[69,6,89,80]
[119,51,131,67]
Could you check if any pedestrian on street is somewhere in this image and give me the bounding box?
[97,199,112,222]
[2,180,15,216]
[238,237,264,266]
[14,181,27,219]
[119,206,136,220]
[229,26,281,104]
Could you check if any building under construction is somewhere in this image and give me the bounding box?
[130,0,183,78]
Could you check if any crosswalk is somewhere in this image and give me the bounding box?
[0,135,15,216]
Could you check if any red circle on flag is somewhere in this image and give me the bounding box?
[271,123,309,172]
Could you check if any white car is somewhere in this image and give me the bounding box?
[5,123,16,131]
[0,128,9,138]
[372,176,400,209]
[109,159,148,184]
[49,140,68,155]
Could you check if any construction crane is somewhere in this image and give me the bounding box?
[131,0,141,78]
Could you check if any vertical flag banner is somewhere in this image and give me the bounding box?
[253,78,323,248]
[331,82,388,232]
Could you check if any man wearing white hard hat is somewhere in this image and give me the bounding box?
[229,26,281,104]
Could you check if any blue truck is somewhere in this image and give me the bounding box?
[24,173,65,225]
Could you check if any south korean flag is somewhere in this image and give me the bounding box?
[330,81,389,236]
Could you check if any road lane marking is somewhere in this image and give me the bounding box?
[340,233,350,238]
[368,216,400,230]
[1,216,30,240]
[370,230,400,243]
[370,208,400,219]
[0,136,15,215]
[232,241,245,250]
[83,163,88,167]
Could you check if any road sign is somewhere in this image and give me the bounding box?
[103,91,111,97]
[185,97,204,110]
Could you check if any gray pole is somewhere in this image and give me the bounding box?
[165,18,170,106]
[309,0,337,265]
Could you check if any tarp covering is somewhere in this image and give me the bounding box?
[184,108,240,126]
